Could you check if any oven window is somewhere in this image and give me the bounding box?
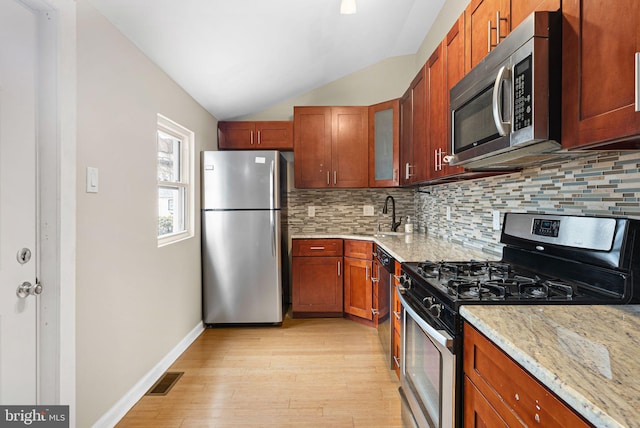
[453,85,500,153]
[405,314,442,426]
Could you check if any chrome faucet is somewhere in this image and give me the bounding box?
[382,195,402,232]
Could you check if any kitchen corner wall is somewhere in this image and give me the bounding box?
[416,151,640,257]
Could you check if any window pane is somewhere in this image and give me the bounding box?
[158,186,185,236]
[157,130,182,182]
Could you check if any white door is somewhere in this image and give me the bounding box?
[0,0,39,404]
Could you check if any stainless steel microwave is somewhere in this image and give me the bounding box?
[449,11,562,170]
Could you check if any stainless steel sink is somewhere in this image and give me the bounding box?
[373,232,406,238]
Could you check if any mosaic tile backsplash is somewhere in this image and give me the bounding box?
[415,151,640,256]
[285,188,414,237]
[284,151,640,258]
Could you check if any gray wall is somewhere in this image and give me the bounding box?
[76,0,217,425]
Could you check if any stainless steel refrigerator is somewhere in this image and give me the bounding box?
[201,150,286,325]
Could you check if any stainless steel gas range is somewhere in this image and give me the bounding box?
[396,212,640,428]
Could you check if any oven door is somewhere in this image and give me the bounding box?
[398,289,456,428]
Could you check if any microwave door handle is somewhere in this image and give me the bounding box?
[492,65,512,136]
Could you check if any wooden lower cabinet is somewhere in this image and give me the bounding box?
[292,239,343,317]
[464,323,592,427]
[344,257,373,320]
[392,260,402,379]
[464,376,509,428]
[343,240,374,322]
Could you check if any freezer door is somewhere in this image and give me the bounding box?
[202,210,283,324]
[202,150,280,210]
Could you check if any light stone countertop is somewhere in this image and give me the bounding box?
[290,232,499,262]
[461,305,640,428]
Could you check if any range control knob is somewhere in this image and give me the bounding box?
[398,275,412,291]
[429,303,442,318]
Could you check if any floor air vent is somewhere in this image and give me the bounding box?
[146,371,184,396]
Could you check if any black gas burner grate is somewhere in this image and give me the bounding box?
[409,260,582,301]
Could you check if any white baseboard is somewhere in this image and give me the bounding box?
[92,321,205,428]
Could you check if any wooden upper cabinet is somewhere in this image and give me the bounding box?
[562,0,640,149]
[294,106,368,188]
[426,43,448,180]
[465,0,561,71]
[293,107,332,188]
[465,0,509,71]
[332,107,369,188]
[442,16,466,178]
[218,121,293,150]
[510,0,560,29]
[399,66,427,185]
[368,99,400,187]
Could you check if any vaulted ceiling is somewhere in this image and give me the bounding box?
[87,0,445,120]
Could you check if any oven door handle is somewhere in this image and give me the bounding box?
[398,290,453,351]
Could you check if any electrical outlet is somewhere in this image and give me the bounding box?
[308,206,315,217]
[363,205,374,216]
[446,205,451,221]
[492,210,501,230]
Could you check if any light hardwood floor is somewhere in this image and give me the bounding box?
[116,314,402,428]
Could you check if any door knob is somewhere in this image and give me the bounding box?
[16,281,42,299]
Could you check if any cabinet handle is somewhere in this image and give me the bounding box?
[257,130,261,145]
[250,130,254,145]
[636,52,640,112]
[393,355,401,368]
[371,308,379,315]
[496,11,506,44]
[366,265,370,280]
[327,171,330,185]
[309,246,325,250]
[405,162,414,180]
[337,261,341,276]
[333,171,337,185]
[393,311,401,320]
[393,169,398,181]
[488,11,508,51]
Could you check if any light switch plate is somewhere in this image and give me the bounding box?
[86,167,99,193]
[363,205,374,216]
[446,205,451,221]
[308,206,315,217]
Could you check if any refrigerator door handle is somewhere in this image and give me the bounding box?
[269,160,275,211]
[270,210,275,257]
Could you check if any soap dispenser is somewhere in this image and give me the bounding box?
[405,216,414,233]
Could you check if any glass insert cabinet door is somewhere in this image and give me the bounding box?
[368,99,400,187]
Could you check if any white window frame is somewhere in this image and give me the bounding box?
[157,114,195,247]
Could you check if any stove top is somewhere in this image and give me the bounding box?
[397,213,640,338]
[402,260,613,304]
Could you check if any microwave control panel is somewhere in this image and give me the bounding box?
[513,55,532,131]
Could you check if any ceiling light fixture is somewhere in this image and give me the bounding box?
[340,0,357,14]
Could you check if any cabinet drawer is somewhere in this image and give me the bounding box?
[344,239,373,260]
[292,239,343,257]
[464,323,591,427]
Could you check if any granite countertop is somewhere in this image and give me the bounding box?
[290,232,498,262]
[461,305,640,428]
